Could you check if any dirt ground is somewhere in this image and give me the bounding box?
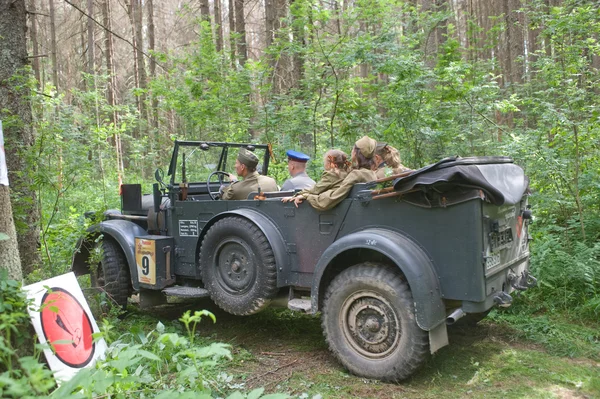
[135,298,599,399]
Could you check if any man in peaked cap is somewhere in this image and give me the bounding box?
[281,150,316,192]
[221,148,278,200]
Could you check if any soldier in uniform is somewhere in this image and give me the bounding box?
[281,150,316,191]
[221,148,278,200]
[281,149,350,206]
[293,136,378,211]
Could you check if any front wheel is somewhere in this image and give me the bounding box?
[322,263,429,381]
[199,216,278,315]
[90,238,131,309]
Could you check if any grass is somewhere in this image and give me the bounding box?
[103,299,600,399]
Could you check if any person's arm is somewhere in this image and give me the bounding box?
[220,183,236,200]
[304,172,361,211]
[296,171,339,197]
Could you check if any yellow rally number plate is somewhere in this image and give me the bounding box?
[135,238,156,285]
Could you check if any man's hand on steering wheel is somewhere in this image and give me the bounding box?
[207,170,233,200]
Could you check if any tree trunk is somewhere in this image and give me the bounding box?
[265,0,275,49]
[28,0,41,86]
[507,0,524,84]
[234,0,247,65]
[0,0,39,277]
[290,0,304,89]
[228,0,236,64]
[147,0,158,132]
[134,0,147,124]
[87,0,95,76]
[49,0,59,91]
[215,0,224,52]
[102,0,117,123]
[200,0,210,22]
[0,185,22,281]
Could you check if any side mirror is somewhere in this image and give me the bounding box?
[155,168,166,189]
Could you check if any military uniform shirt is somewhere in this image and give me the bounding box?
[281,172,316,192]
[295,169,348,197]
[221,171,279,200]
[304,168,377,211]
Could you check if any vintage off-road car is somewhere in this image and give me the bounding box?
[72,140,536,381]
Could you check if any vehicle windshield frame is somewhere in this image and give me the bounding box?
[167,141,271,186]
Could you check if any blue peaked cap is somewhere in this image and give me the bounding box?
[286,150,310,162]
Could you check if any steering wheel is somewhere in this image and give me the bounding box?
[207,171,232,200]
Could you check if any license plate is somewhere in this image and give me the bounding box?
[490,228,513,252]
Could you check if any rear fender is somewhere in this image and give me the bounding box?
[311,228,446,331]
[197,208,288,286]
[71,220,147,291]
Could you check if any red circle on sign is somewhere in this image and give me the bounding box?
[40,287,96,368]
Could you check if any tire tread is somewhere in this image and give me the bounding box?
[322,262,429,381]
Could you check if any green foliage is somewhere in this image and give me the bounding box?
[523,237,600,319]
[0,278,288,398]
[489,309,600,361]
[0,270,51,397]
[15,0,600,327]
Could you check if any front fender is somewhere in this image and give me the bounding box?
[197,208,289,287]
[311,228,445,331]
[71,220,147,291]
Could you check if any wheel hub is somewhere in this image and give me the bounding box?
[215,240,255,294]
[341,292,401,359]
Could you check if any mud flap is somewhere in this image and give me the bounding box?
[429,322,449,354]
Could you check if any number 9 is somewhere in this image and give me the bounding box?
[142,256,150,275]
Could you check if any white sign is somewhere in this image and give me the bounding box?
[23,272,107,382]
[0,120,8,186]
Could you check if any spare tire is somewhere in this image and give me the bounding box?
[199,216,278,315]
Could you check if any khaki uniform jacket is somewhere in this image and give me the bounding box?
[296,169,348,197]
[304,168,377,211]
[221,171,279,200]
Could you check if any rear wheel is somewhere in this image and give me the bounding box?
[90,238,131,309]
[199,216,278,315]
[322,262,429,381]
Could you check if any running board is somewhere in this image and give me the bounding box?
[162,286,210,298]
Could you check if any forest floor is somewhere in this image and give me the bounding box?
[118,297,600,399]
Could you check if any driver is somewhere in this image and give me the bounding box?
[220,148,278,200]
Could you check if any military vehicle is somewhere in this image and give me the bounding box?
[72,140,536,381]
